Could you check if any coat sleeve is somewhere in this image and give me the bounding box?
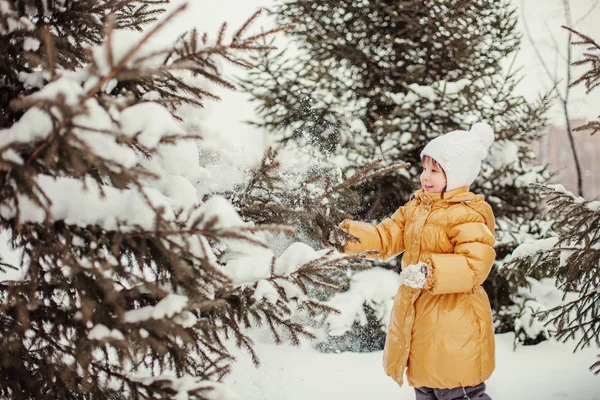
[426,201,496,295]
[338,206,406,261]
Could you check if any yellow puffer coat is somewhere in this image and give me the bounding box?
[339,186,496,389]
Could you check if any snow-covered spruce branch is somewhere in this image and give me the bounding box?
[2,4,289,172]
[565,26,600,93]
[502,235,559,289]
[539,291,599,348]
[0,0,168,82]
[235,148,410,246]
[505,183,600,374]
[9,6,186,164]
[563,26,600,135]
[211,247,372,364]
[84,3,191,99]
[111,1,169,31]
[103,9,292,111]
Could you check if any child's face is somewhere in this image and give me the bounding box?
[420,157,447,193]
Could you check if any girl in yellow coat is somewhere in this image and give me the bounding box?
[334,123,496,400]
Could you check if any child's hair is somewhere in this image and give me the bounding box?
[421,155,445,173]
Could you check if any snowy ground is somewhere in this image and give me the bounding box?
[226,332,600,400]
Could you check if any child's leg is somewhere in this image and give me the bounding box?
[432,382,491,400]
[414,387,438,400]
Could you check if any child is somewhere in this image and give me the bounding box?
[332,123,496,400]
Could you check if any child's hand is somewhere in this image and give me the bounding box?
[400,262,430,288]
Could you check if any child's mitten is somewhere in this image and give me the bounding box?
[400,262,430,288]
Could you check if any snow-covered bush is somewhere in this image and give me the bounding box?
[315,267,401,352]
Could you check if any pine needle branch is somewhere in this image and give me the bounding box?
[318,161,410,201]
[86,3,188,99]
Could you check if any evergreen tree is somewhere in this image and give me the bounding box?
[506,27,600,375]
[240,0,553,348]
[0,1,366,398]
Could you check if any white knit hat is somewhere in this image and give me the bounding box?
[420,122,495,191]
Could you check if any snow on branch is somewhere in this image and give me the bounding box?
[322,267,401,337]
[505,183,600,374]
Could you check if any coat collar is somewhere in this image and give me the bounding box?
[414,186,478,204]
